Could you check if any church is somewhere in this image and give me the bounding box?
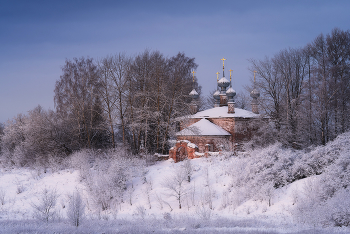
[169,58,261,162]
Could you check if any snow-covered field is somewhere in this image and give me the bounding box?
[0,155,349,233]
[1,132,350,233]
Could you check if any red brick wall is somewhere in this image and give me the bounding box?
[175,117,257,155]
[177,135,231,153]
[169,140,200,162]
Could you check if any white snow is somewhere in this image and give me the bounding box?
[176,118,231,136]
[187,142,198,148]
[1,132,350,233]
[191,106,259,118]
[0,155,347,233]
[189,89,198,95]
[226,87,236,94]
[218,77,230,84]
[0,168,83,220]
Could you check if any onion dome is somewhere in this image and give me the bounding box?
[226,87,236,98]
[189,89,199,99]
[218,77,230,88]
[213,90,220,100]
[250,89,260,99]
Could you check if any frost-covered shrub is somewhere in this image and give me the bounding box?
[67,190,85,227]
[294,180,350,227]
[31,188,59,222]
[134,205,147,220]
[292,135,350,227]
[182,159,193,182]
[82,148,145,212]
[327,188,350,227]
[195,204,212,220]
[69,149,95,180]
[162,165,188,209]
[229,131,350,209]
[0,188,5,205]
[0,108,69,168]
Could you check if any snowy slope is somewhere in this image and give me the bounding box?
[1,132,350,233]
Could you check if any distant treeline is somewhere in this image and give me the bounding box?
[250,27,350,148]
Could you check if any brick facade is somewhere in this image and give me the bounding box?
[169,140,200,163]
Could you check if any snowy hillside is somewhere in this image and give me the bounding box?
[1,133,350,233]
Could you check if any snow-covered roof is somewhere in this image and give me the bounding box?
[190,106,259,119]
[189,89,198,95]
[218,77,230,84]
[176,118,231,136]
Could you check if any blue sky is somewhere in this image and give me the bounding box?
[1,0,350,123]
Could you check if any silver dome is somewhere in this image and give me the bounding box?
[250,89,260,99]
[218,77,230,88]
[226,87,236,97]
[213,90,220,100]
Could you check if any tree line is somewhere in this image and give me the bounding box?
[250,28,350,147]
[1,28,350,166]
[0,50,199,166]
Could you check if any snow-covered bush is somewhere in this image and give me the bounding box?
[0,107,69,167]
[69,149,95,180]
[78,148,145,213]
[327,188,350,227]
[182,159,193,182]
[228,131,350,210]
[291,134,350,227]
[0,188,5,205]
[195,204,212,220]
[31,188,59,222]
[67,190,85,227]
[134,205,147,220]
[162,165,188,209]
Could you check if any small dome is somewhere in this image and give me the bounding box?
[213,90,220,100]
[250,89,260,98]
[226,87,236,97]
[189,89,199,99]
[218,77,230,88]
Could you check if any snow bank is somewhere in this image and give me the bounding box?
[1,131,350,232]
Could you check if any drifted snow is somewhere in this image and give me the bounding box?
[176,118,231,136]
[1,132,350,232]
[0,156,338,232]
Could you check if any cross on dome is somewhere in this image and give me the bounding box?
[221,57,226,77]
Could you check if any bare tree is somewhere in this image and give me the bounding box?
[67,190,85,227]
[0,188,5,205]
[182,159,193,182]
[162,166,188,209]
[31,188,59,222]
[98,54,131,147]
[249,28,350,147]
[54,57,109,150]
[127,51,198,154]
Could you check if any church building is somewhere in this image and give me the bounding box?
[169,58,261,162]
